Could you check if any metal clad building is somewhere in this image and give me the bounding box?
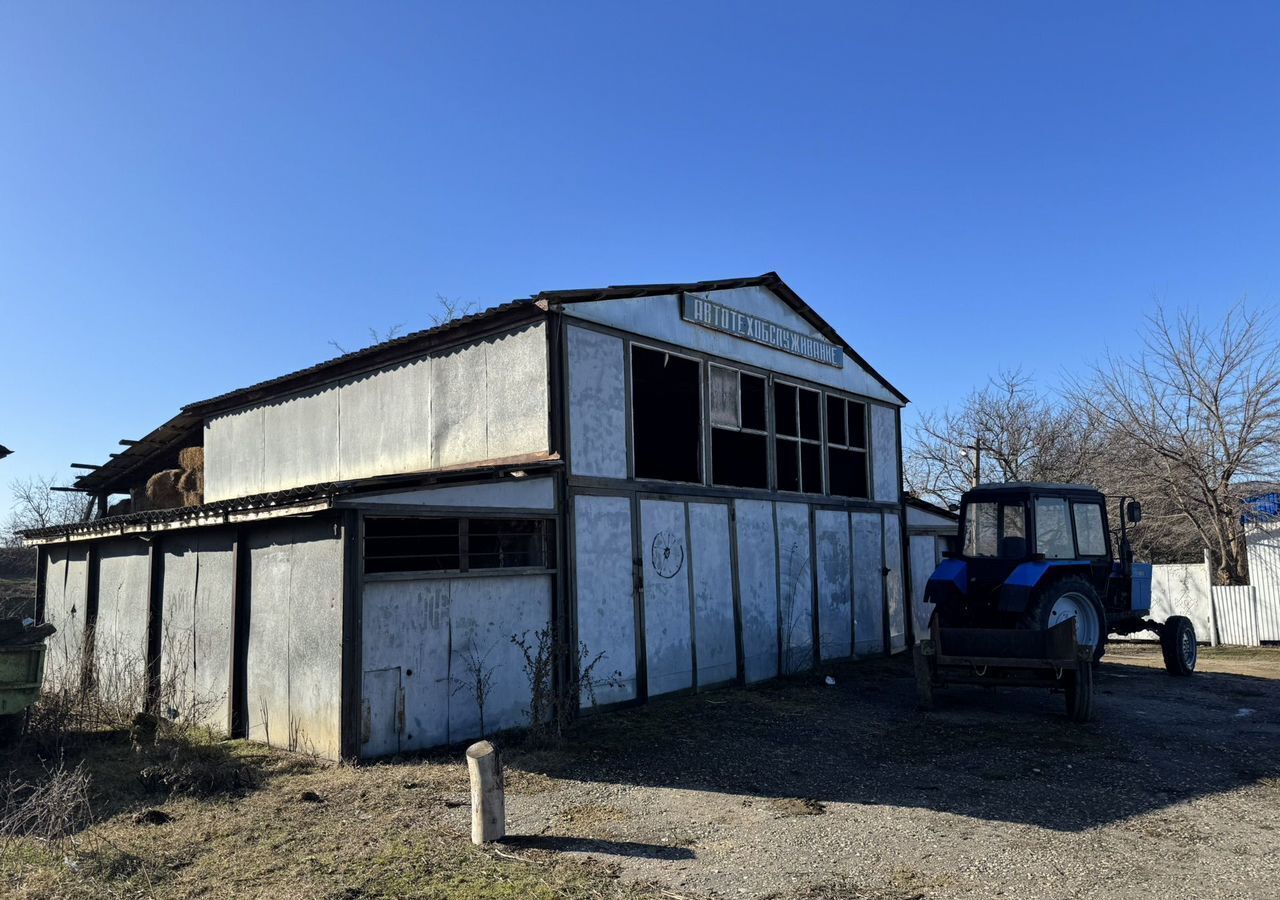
[24,273,910,759]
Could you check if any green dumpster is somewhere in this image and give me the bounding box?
[1,625,53,742]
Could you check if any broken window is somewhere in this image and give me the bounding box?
[632,346,702,483]
[826,396,869,499]
[710,365,769,489]
[364,517,553,574]
[774,382,823,494]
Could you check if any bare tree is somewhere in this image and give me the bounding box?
[326,294,479,354]
[4,474,86,547]
[1069,303,1280,584]
[905,370,1100,507]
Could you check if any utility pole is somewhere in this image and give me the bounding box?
[963,442,984,488]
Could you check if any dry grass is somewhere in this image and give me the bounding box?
[0,730,667,900]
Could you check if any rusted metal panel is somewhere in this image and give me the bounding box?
[566,326,627,478]
[734,499,778,684]
[688,502,736,687]
[572,494,637,705]
[640,499,693,696]
[815,509,853,661]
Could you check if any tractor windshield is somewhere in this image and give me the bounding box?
[962,499,1027,559]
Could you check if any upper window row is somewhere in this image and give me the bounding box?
[630,345,871,498]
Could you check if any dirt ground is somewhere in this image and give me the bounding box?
[497,643,1280,900]
[3,643,1277,899]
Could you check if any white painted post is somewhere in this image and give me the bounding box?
[466,740,505,844]
[1205,549,1219,647]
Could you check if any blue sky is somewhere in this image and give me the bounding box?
[1,2,1277,525]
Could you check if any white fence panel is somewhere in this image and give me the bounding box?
[1213,585,1259,646]
[1257,581,1280,642]
[1121,563,1213,642]
[1248,525,1280,642]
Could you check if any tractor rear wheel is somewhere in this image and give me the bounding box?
[1160,615,1197,676]
[1023,576,1107,664]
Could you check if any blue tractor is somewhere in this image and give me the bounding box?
[915,483,1198,721]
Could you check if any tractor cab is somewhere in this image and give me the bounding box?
[917,482,1196,722]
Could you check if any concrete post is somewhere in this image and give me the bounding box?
[1205,549,1219,647]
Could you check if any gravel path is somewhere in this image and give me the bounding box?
[492,645,1280,899]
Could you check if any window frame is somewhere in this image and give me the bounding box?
[628,341,706,485]
[363,514,557,580]
[823,393,870,499]
[773,378,825,495]
[708,363,771,489]
[1070,500,1110,559]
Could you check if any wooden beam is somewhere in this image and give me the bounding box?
[70,463,100,470]
[119,440,140,446]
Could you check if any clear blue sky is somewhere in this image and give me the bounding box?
[2,2,1277,524]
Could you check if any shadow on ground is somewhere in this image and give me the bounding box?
[503,835,696,860]
[509,649,1280,833]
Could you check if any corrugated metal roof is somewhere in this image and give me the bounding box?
[31,455,562,542]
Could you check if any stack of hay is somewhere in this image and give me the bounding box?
[144,446,204,511]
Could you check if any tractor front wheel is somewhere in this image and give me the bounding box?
[1160,616,1197,676]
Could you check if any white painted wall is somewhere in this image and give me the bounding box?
[572,494,638,705]
[204,323,549,502]
[560,285,902,404]
[567,325,628,478]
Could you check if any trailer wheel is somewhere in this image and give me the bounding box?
[1064,662,1094,723]
[1160,616,1197,676]
[913,643,934,710]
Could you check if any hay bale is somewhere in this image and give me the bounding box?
[106,498,132,517]
[130,486,149,513]
[178,468,204,507]
[145,469,184,510]
[177,446,204,472]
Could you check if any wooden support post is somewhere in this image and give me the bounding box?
[466,740,505,844]
[1205,548,1220,648]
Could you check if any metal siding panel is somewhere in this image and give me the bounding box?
[688,503,736,687]
[287,522,343,759]
[42,544,83,689]
[567,326,628,478]
[572,495,638,705]
[870,405,899,503]
[1213,586,1258,646]
[338,356,433,482]
[447,574,552,743]
[94,540,151,707]
[354,477,556,509]
[162,532,236,731]
[246,530,291,749]
[734,499,779,683]
[883,512,906,652]
[362,580,450,752]
[204,405,266,503]
[263,386,341,493]
[815,509,853,661]
[852,511,885,656]
[776,502,814,673]
[640,499,694,696]
[431,341,490,468]
[485,323,550,460]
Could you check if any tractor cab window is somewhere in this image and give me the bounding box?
[962,500,1027,558]
[1035,497,1075,559]
[1073,502,1108,557]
